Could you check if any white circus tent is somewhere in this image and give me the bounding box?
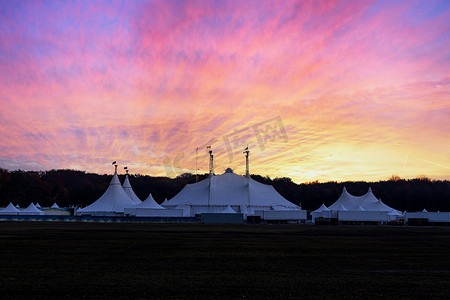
[329,187,401,222]
[124,193,165,216]
[329,187,396,212]
[20,203,45,215]
[78,165,137,215]
[0,202,21,215]
[122,170,142,204]
[163,168,301,217]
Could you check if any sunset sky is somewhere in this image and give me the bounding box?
[0,0,449,183]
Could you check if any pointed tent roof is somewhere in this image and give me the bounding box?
[312,204,330,213]
[21,203,45,215]
[35,203,41,208]
[329,187,396,212]
[422,208,428,213]
[122,174,142,204]
[51,203,60,209]
[132,193,164,209]
[164,171,299,209]
[387,209,403,216]
[221,205,236,213]
[1,202,21,214]
[336,203,348,211]
[355,204,366,211]
[161,198,169,206]
[328,186,361,211]
[78,168,137,213]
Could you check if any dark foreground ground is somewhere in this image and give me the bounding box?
[0,222,449,299]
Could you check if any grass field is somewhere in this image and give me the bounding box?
[0,222,449,299]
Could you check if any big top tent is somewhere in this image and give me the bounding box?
[163,168,301,217]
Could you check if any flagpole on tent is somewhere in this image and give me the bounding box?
[195,147,198,182]
[207,146,212,206]
[244,147,250,208]
[244,146,249,178]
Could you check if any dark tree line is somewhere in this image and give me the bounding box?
[0,168,449,211]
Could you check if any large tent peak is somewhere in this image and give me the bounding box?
[122,174,142,204]
[110,170,122,186]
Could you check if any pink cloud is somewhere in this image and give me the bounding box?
[0,0,449,182]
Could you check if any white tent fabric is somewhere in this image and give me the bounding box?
[329,187,395,212]
[336,203,348,211]
[0,202,21,215]
[78,168,137,214]
[312,204,330,213]
[124,193,165,216]
[422,208,428,213]
[51,203,60,209]
[161,198,169,206]
[35,203,41,208]
[164,171,299,216]
[221,205,236,213]
[311,204,331,222]
[122,174,142,204]
[355,204,366,211]
[387,209,403,216]
[20,203,45,215]
[129,193,164,210]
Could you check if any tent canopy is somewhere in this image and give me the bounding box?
[164,171,299,209]
[128,193,164,209]
[1,202,21,214]
[79,168,137,213]
[329,187,396,212]
[21,203,45,215]
[122,174,142,204]
[312,204,330,213]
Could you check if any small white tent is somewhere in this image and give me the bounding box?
[124,193,165,216]
[0,203,21,215]
[20,203,45,215]
[311,204,331,222]
[221,205,236,214]
[51,203,60,209]
[78,166,137,215]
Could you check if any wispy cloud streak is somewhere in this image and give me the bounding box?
[0,0,449,182]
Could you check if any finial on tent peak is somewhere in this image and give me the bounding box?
[124,166,129,175]
[225,167,233,173]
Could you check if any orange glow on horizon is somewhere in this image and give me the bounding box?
[0,0,449,183]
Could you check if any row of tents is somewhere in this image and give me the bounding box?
[4,164,444,224]
[0,202,61,215]
[312,187,405,223]
[77,167,306,220]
